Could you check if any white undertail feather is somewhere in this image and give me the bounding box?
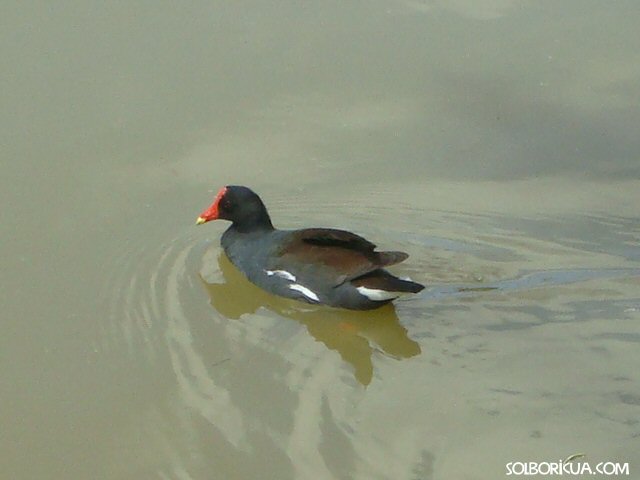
[356,286,410,301]
[289,284,320,302]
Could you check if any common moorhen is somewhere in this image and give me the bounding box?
[196,186,424,310]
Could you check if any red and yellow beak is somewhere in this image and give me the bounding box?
[195,186,227,225]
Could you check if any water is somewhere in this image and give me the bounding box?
[2,1,639,479]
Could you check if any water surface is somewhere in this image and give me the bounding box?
[2,1,639,479]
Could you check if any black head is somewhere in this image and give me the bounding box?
[196,185,273,232]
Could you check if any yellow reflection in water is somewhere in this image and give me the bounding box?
[202,253,421,385]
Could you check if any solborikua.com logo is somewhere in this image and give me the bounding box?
[505,455,629,476]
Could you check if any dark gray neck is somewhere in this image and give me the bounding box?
[230,215,274,234]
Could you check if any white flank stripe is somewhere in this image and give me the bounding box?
[264,269,296,282]
[356,286,408,301]
[289,284,320,302]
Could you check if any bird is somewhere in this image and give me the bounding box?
[196,186,424,310]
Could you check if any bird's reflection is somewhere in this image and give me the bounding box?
[202,253,421,385]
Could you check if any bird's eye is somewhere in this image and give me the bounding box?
[221,198,233,211]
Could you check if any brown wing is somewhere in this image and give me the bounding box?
[277,228,409,286]
[296,228,377,252]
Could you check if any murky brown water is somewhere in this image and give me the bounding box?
[2,1,639,479]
